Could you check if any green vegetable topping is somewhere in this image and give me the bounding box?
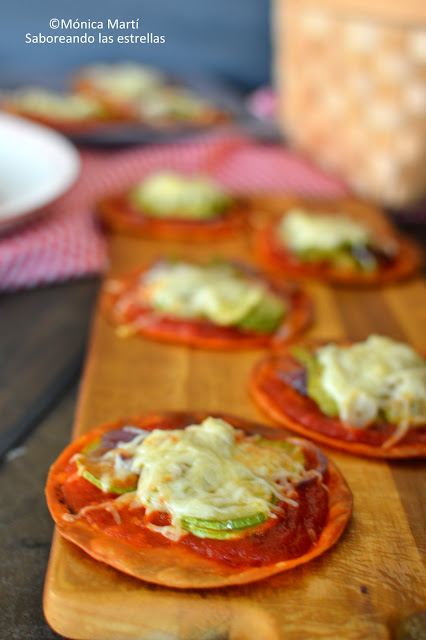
[76,441,138,495]
[292,346,339,417]
[237,294,286,334]
[182,512,267,539]
[295,246,377,272]
[131,171,232,220]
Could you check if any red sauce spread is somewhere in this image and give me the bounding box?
[61,461,117,514]
[181,482,328,567]
[107,264,307,349]
[59,436,329,568]
[258,223,398,280]
[99,194,246,241]
[257,353,426,447]
[119,293,263,342]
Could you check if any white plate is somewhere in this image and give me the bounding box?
[0,113,80,231]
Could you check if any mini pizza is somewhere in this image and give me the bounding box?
[1,87,122,132]
[250,335,426,458]
[45,411,352,588]
[254,198,422,284]
[98,171,247,240]
[72,61,165,119]
[130,85,229,128]
[74,61,165,99]
[74,62,229,127]
[102,258,312,349]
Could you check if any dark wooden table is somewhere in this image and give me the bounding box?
[0,278,99,640]
[0,215,425,639]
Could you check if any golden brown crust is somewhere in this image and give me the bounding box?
[252,196,423,285]
[250,343,426,458]
[100,261,313,350]
[46,411,353,588]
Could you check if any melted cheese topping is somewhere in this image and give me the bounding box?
[140,261,264,326]
[316,336,426,433]
[80,62,164,97]
[136,88,209,119]
[131,172,230,219]
[7,88,104,119]
[278,209,370,252]
[73,418,311,540]
[129,418,306,534]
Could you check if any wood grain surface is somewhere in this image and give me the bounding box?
[43,224,426,640]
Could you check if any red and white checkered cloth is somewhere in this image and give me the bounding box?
[0,132,349,291]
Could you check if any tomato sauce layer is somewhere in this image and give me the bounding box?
[255,220,422,285]
[98,194,247,241]
[181,482,328,567]
[104,264,310,350]
[59,439,329,568]
[259,225,397,277]
[254,353,426,447]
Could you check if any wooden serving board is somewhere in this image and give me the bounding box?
[44,227,426,640]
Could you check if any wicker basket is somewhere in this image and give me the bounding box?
[273,0,426,208]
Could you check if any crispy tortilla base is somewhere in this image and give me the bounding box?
[250,346,426,459]
[97,195,249,241]
[101,262,312,350]
[46,411,353,589]
[252,196,422,285]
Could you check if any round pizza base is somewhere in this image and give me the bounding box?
[255,221,423,286]
[250,350,426,459]
[97,196,249,241]
[46,411,353,589]
[101,262,313,350]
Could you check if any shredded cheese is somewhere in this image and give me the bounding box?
[315,336,426,440]
[140,261,264,326]
[73,417,315,540]
[278,208,370,252]
[129,417,306,534]
[131,171,230,219]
